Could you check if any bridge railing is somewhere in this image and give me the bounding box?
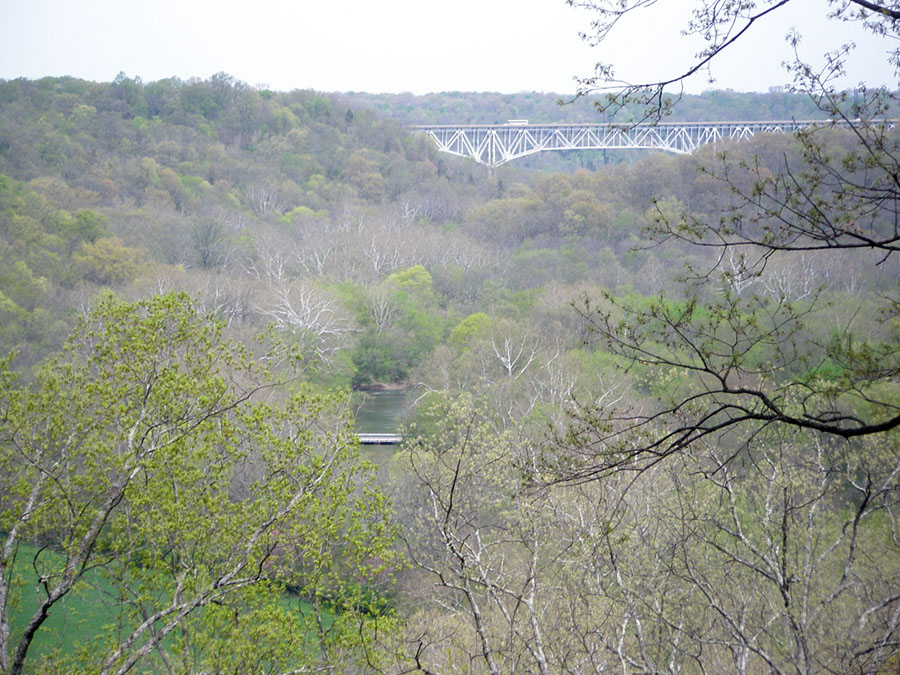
[411,120,854,167]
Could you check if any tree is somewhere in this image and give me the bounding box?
[257,280,354,362]
[74,235,145,285]
[555,0,900,479]
[397,394,725,672]
[522,3,900,668]
[0,292,397,674]
[568,0,900,123]
[398,395,581,674]
[663,431,900,673]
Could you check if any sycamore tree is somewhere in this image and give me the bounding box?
[0,292,398,675]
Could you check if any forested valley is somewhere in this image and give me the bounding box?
[0,73,898,673]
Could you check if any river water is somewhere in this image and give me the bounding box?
[352,389,416,434]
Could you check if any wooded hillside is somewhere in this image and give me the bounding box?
[1,73,897,672]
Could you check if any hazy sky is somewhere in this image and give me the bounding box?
[0,0,894,95]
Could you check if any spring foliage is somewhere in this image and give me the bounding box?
[0,292,398,674]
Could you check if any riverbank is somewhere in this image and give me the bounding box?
[354,382,411,392]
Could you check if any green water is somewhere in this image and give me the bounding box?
[352,389,416,434]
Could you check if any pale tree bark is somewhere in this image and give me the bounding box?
[399,394,689,673]
[257,282,353,361]
[491,335,539,379]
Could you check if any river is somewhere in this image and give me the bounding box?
[352,388,416,435]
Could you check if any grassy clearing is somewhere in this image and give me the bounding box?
[6,541,321,670]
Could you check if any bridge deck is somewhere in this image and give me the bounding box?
[412,120,851,167]
[357,433,404,445]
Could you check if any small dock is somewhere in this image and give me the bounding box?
[357,433,403,445]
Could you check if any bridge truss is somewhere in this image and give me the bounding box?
[412,121,842,168]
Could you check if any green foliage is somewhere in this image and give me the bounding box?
[507,243,588,289]
[0,292,399,674]
[347,266,447,386]
[386,264,434,300]
[74,235,144,285]
[68,209,108,247]
[352,332,400,386]
[0,72,898,673]
[448,312,492,348]
[343,89,828,126]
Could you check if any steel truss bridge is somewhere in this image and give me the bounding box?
[412,120,845,168]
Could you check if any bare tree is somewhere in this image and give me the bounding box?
[257,282,354,361]
[761,251,819,301]
[491,334,540,380]
[525,2,900,669]
[368,284,398,334]
[666,431,900,672]
[397,394,714,673]
[555,0,900,478]
[569,0,900,125]
[399,396,594,673]
[243,184,290,218]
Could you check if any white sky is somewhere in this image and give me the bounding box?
[0,0,894,95]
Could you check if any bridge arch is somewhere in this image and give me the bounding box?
[412,121,843,168]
